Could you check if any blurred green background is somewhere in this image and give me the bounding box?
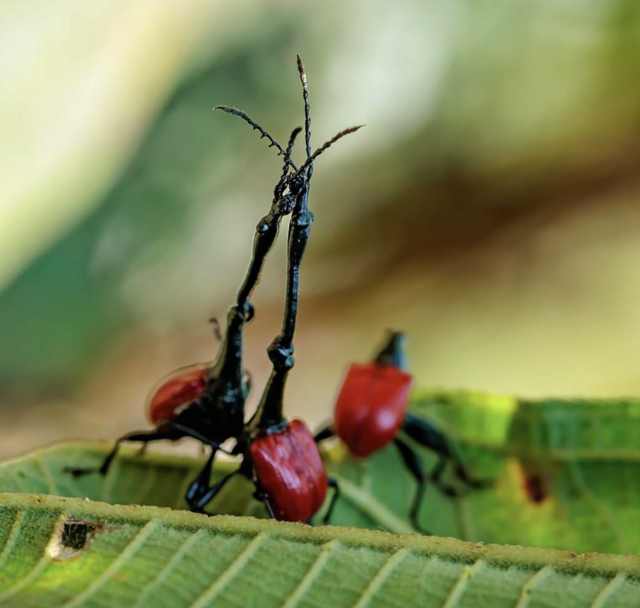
[2,0,640,459]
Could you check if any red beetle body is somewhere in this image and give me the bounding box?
[334,361,413,458]
[146,363,209,426]
[251,419,328,522]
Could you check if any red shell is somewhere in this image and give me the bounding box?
[333,362,413,458]
[146,362,209,426]
[251,419,328,522]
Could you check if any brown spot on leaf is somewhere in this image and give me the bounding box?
[516,460,552,505]
[524,473,547,504]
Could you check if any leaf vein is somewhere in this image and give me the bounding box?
[567,462,630,554]
[189,532,268,608]
[352,548,409,608]
[513,565,554,608]
[441,559,485,608]
[589,573,628,608]
[133,465,157,505]
[280,540,341,608]
[133,528,206,608]
[0,512,66,603]
[61,519,161,608]
[336,477,415,535]
[0,511,24,573]
[35,453,57,494]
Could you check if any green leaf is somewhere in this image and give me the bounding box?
[1,389,640,606]
[327,391,640,554]
[1,490,640,607]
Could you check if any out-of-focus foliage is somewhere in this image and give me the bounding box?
[3,0,640,458]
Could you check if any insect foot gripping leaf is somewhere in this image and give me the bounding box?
[315,332,490,534]
[62,54,361,521]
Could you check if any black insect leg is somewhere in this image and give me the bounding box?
[252,489,277,520]
[428,456,459,498]
[402,412,490,495]
[64,429,180,478]
[313,424,335,443]
[451,461,491,490]
[168,422,231,454]
[185,449,218,512]
[322,477,340,525]
[189,468,242,513]
[252,479,277,519]
[393,438,431,535]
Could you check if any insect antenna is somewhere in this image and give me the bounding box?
[273,127,302,203]
[296,55,312,162]
[214,105,298,170]
[296,125,364,176]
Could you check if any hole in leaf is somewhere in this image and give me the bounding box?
[49,518,99,561]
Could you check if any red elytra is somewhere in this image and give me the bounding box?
[251,419,328,522]
[146,362,210,425]
[333,362,413,458]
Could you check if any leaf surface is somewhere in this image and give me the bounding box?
[1,390,640,606]
[0,491,640,608]
[324,392,640,555]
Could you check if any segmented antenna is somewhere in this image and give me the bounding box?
[296,55,312,162]
[273,127,302,203]
[283,127,302,175]
[296,125,364,175]
[214,106,295,166]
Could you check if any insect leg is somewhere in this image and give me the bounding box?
[322,477,340,525]
[252,485,277,519]
[393,438,432,535]
[313,423,335,443]
[402,412,491,495]
[64,429,179,478]
[185,449,218,511]
[190,468,242,513]
[167,422,232,455]
[428,456,459,498]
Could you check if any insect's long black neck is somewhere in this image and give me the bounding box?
[209,130,301,409]
[235,128,301,313]
[249,177,312,431]
[215,55,361,435]
[208,305,246,384]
